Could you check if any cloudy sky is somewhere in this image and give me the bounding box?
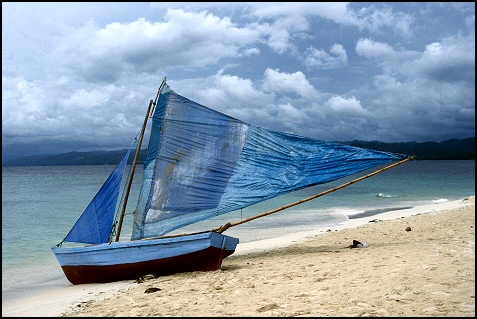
[2,2,475,162]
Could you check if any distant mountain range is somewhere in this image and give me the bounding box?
[2,137,475,166]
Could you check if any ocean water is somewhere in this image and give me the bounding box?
[2,160,475,298]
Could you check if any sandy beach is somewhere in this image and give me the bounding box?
[3,196,475,317]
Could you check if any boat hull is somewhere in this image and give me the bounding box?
[52,231,239,285]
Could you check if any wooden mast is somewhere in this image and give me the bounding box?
[214,155,415,233]
[114,77,167,242]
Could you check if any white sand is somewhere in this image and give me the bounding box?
[2,196,474,317]
[234,197,474,255]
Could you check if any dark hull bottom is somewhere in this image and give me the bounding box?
[62,247,236,285]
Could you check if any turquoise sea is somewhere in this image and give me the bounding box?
[2,160,475,302]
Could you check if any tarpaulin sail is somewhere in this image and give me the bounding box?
[63,149,130,244]
[131,84,404,239]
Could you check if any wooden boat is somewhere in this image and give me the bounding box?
[52,78,412,284]
[53,231,238,284]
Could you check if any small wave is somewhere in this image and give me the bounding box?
[377,193,397,198]
[433,198,448,203]
[332,208,365,216]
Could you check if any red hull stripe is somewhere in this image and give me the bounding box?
[61,247,235,284]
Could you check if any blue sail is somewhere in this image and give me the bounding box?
[131,85,406,239]
[64,149,130,244]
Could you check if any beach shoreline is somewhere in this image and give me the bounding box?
[2,196,474,317]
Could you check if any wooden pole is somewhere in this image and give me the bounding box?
[214,155,415,233]
[115,78,166,241]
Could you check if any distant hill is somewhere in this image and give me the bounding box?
[2,149,148,166]
[2,137,475,166]
[342,137,475,160]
